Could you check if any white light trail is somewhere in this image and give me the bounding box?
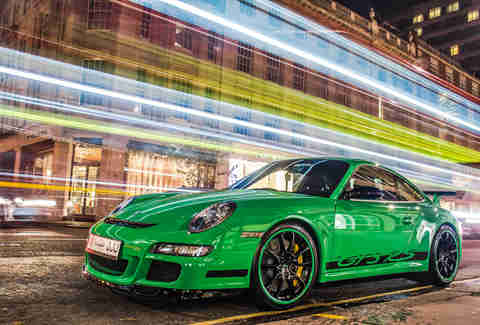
[0,64,479,183]
[155,0,480,133]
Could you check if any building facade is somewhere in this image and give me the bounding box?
[0,0,480,222]
[387,0,480,77]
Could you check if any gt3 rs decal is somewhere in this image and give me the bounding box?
[326,251,428,270]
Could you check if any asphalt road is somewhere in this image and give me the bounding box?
[0,224,479,325]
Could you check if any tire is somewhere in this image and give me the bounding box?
[428,224,460,286]
[251,223,319,310]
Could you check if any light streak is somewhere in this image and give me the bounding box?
[0,172,200,193]
[3,92,476,192]
[0,64,479,183]
[153,0,480,133]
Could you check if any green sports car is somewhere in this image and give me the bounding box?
[83,158,461,309]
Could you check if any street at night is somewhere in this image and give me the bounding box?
[2,0,480,324]
[1,224,480,324]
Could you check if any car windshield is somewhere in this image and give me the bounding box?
[229,159,350,198]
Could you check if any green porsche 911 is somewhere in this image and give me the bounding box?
[83,158,461,309]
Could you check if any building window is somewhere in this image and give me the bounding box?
[265,54,282,84]
[140,2,152,39]
[429,7,441,19]
[81,60,105,106]
[176,27,192,50]
[172,79,192,119]
[87,0,111,30]
[207,34,222,62]
[416,28,423,37]
[468,10,479,22]
[236,42,253,74]
[33,152,53,183]
[447,2,460,13]
[450,44,459,56]
[126,150,216,195]
[293,65,305,91]
[413,14,424,24]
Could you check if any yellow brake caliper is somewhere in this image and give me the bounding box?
[293,244,303,287]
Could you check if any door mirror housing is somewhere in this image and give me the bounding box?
[432,194,440,206]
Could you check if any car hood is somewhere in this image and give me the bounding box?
[109,189,314,231]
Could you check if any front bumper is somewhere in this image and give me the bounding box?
[83,230,258,291]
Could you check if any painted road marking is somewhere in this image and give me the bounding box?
[314,313,348,320]
[190,285,433,325]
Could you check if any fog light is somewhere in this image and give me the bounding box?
[151,243,212,257]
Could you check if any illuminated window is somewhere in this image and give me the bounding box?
[236,42,253,74]
[447,2,459,13]
[416,28,423,37]
[429,7,441,19]
[468,10,479,22]
[293,64,305,91]
[266,54,282,84]
[87,0,111,29]
[413,14,424,24]
[450,44,459,56]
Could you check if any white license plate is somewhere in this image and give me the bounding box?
[86,234,122,260]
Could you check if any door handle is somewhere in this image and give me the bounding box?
[402,217,413,225]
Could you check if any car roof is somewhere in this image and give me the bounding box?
[278,157,374,166]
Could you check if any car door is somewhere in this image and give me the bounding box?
[329,165,424,272]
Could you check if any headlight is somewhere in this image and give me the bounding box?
[109,197,135,216]
[151,243,213,257]
[188,201,236,233]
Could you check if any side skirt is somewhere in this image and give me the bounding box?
[319,261,429,283]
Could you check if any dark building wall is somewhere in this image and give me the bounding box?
[388,0,480,75]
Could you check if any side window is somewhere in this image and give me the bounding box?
[394,174,424,202]
[342,166,423,202]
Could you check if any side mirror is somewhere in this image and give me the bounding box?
[432,194,440,206]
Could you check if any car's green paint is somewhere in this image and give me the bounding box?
[84,158,462,293]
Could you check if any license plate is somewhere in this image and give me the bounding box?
[86,234,122,260]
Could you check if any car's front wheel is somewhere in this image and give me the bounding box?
[252,223,319,309]
[429,224,460,285]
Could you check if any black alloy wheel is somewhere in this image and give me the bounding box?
[252,223,319,309]
[430,224,459,285]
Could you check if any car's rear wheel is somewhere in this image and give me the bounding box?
[428,224,460,285]
[252,224,319,309]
